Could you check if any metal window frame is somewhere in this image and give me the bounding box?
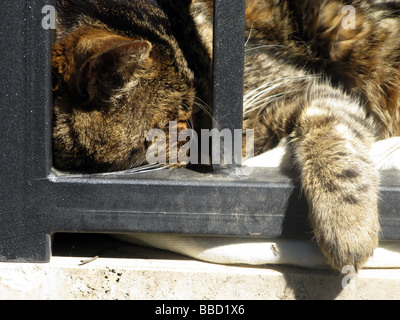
[0,0,399,263]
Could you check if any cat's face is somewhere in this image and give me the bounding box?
[52,27,195,172]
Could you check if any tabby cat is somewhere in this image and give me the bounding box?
[52,0,211,172]
[52,0,400,271]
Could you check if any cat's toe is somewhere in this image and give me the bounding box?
[312,204,380,271]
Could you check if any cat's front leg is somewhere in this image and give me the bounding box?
[288,86,380,271]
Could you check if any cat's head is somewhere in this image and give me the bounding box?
[52,27,195,172]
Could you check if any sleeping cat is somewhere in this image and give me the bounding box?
[52,0,211,172]
[52,0,400,271]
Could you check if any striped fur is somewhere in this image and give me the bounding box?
[192,0,400,270]
[241,0,398,271]
[52,0,203,172]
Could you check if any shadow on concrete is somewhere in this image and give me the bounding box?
[279,182,345,299]
[278,266,345,300]
[52,233,191,261]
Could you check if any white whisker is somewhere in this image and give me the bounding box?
[245,44,285,52]
[244,92,291,115]
[245,22,254,47]
[194,97,215,125]
[243,75,322,114]
[101,162,169,175]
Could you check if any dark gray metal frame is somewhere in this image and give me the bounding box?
[1,0,399,263]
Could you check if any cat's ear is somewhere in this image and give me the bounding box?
[79,39,153,101]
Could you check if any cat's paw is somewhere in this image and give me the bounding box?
[306,161,381,271]
[313,204,380,271]
[291,115,381,272]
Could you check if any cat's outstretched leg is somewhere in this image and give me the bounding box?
[288,84,380,271]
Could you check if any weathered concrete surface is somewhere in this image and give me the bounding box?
[0,234,399,300]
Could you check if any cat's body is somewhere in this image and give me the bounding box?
[241,0,400,270]
[192,0,400,270]
[52,0,400,271]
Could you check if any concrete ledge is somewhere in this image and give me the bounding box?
[0,234,399,300]
[1,256,400,300]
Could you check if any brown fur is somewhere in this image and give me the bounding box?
[240,0,399,270]
[52,0,198,172]
[192,0,400,270]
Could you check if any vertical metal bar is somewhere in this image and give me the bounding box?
[26,0,55,178]
[212,0,245,170]
[0,0,52,262]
